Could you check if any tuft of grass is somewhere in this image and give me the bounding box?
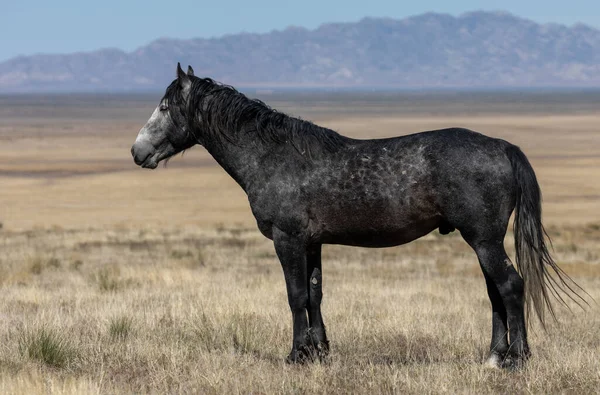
[191,249,207,268]
[18,327,76,368]
[28,257,44,275]
[170,249,193,260]
[177,248,207,269]
[221,238,247,249]
[189,311,265,355]
[253,251,277,259]
[47,257,61,269]
[26,256,63,275]
[588,223,600,231]
[109,316,134,340]
[70,259,83,271]
[228,312,263,356]
[95,267,121,292]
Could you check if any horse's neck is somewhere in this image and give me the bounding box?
[201,135,266,193]
[196,104,307,192]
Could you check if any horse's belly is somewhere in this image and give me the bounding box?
[316,216,441,248]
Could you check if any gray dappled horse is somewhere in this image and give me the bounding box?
[131,64,583,368]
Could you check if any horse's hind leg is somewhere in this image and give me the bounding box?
[307,244,329,358]
[482,271,509,368]
[478,242,529,367]
[462,231,530,368]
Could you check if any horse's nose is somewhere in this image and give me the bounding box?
[131,141,155,166]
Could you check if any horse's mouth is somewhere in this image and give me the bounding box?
[140,154,159,169]
[141,161,158,169]
[140,150,177,169]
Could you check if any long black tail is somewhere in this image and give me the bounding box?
[506,145,586,327]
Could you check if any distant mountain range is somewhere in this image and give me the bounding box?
[2,11,600,92]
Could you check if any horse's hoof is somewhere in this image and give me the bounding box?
[285,348,310,364]
[484,353,503,369]
[501,356,517,370]
[504,347,531,370]
[501,353,529,370]
[286,342,330,364]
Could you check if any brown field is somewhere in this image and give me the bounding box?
[0,91,599,394]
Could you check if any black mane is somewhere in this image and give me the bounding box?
[163,77,350,158]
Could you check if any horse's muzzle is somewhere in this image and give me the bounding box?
[131,141,155,167]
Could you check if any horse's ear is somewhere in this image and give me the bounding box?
[176,62,191,89]
[176,62,186,79]
[187,65,194,77]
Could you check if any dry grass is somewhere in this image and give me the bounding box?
[0,93,599,393]
[0,225,599,394]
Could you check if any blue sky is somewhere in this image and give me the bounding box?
[1,0,598,62]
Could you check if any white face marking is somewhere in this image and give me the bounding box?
[135,106,161,144]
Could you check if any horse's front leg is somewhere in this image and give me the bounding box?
[307,244,329,359]
[273,227,314,363]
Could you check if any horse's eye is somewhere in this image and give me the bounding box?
[159,104,169,112]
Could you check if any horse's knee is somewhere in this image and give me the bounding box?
[475,243,524,307]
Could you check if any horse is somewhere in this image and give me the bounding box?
[131,63,583,368]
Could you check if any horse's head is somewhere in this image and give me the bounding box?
[131,63,197,169]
